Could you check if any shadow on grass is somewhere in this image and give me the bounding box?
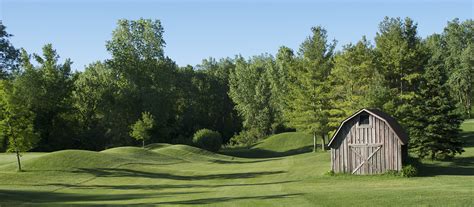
[220,145,313,158]
[72,168,287,180]
[35,180,298,191]
[461,131,474,147]
[417,155,474,176]
[149,193,305,205]
[211,158,282,164]
[418,164,474,176]
[0,189,207,204]
[417,131,474,177]
[0,190,303,205]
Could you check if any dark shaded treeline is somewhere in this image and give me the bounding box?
[0,17,472,159]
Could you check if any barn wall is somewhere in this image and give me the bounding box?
[331,113,403,174]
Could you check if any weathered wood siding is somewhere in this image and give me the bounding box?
[331,113,403,174]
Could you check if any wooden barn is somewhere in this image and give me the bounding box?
[328,109,408,175]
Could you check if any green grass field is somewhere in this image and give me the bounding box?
[0,121,473,206]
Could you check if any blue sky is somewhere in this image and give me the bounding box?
[0,0,472,71]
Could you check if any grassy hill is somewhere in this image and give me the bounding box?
[0,122,473,205]
[221,132,314,158]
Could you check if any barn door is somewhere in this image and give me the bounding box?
[349,144,382,174]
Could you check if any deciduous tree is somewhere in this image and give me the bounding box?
[443,19,474,118]
[0,22,19,79]
[130,111,155,148]
[284,26,335,152]
[0,80,38,171]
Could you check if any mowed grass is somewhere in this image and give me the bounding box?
[0,122,473,206]
[221,132,314,158]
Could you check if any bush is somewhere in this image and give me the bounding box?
[192,129,222,152]
[401,165,418,177]
[324,170,335,176]
[228,129,264,147]
[383,170,400,176]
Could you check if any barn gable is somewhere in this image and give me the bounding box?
[328,108,409,174]
[328,108,408,147]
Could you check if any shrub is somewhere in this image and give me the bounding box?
[384,170,400,176]
[229,129,264,147]
[401,165,418,177]
[324,170,335,176]
[192,129,222,152]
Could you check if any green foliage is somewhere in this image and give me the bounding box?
[104,18,178,146]
[0,21,19,79]
[375,17,428,118]
[0,80,39,171]
[229,128,264,147]
[0,17,471,162]
[229,55,278,136]
[130,112,155,147]
[192,129,222,152]
[0,80,38,151]
[324,170,335,176]
[442,19,474,118]
[284,26,335,151]
[383,170,400,176]
[406,37,464,159]
[14,45,76,151]
[329,37,388,130]
[175,60,241,143]
[401,165,418,177]
[73,62,117,150]
[270,46,294,128]
[106,18,165,61]
[372,17,466,160]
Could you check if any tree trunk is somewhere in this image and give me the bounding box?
[8,122,22,172]
[16,149,22,172]
[313,131,317,153]
[467,97,471,118]
[142,140,145,148]
[321,134,325,151]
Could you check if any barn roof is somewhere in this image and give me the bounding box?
[328,108,408,147]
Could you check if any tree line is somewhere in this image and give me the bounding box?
[0,17,472,160]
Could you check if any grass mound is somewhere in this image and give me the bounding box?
[0,153,45,167]
[222,132,314,158]
[145,143,172,150]
[0,150,128,171]
[0,144,243,172]
[253,132,313,153]
[101,146,181,163]
[154,144,237,162]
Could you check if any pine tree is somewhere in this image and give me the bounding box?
[407,35,464,159]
